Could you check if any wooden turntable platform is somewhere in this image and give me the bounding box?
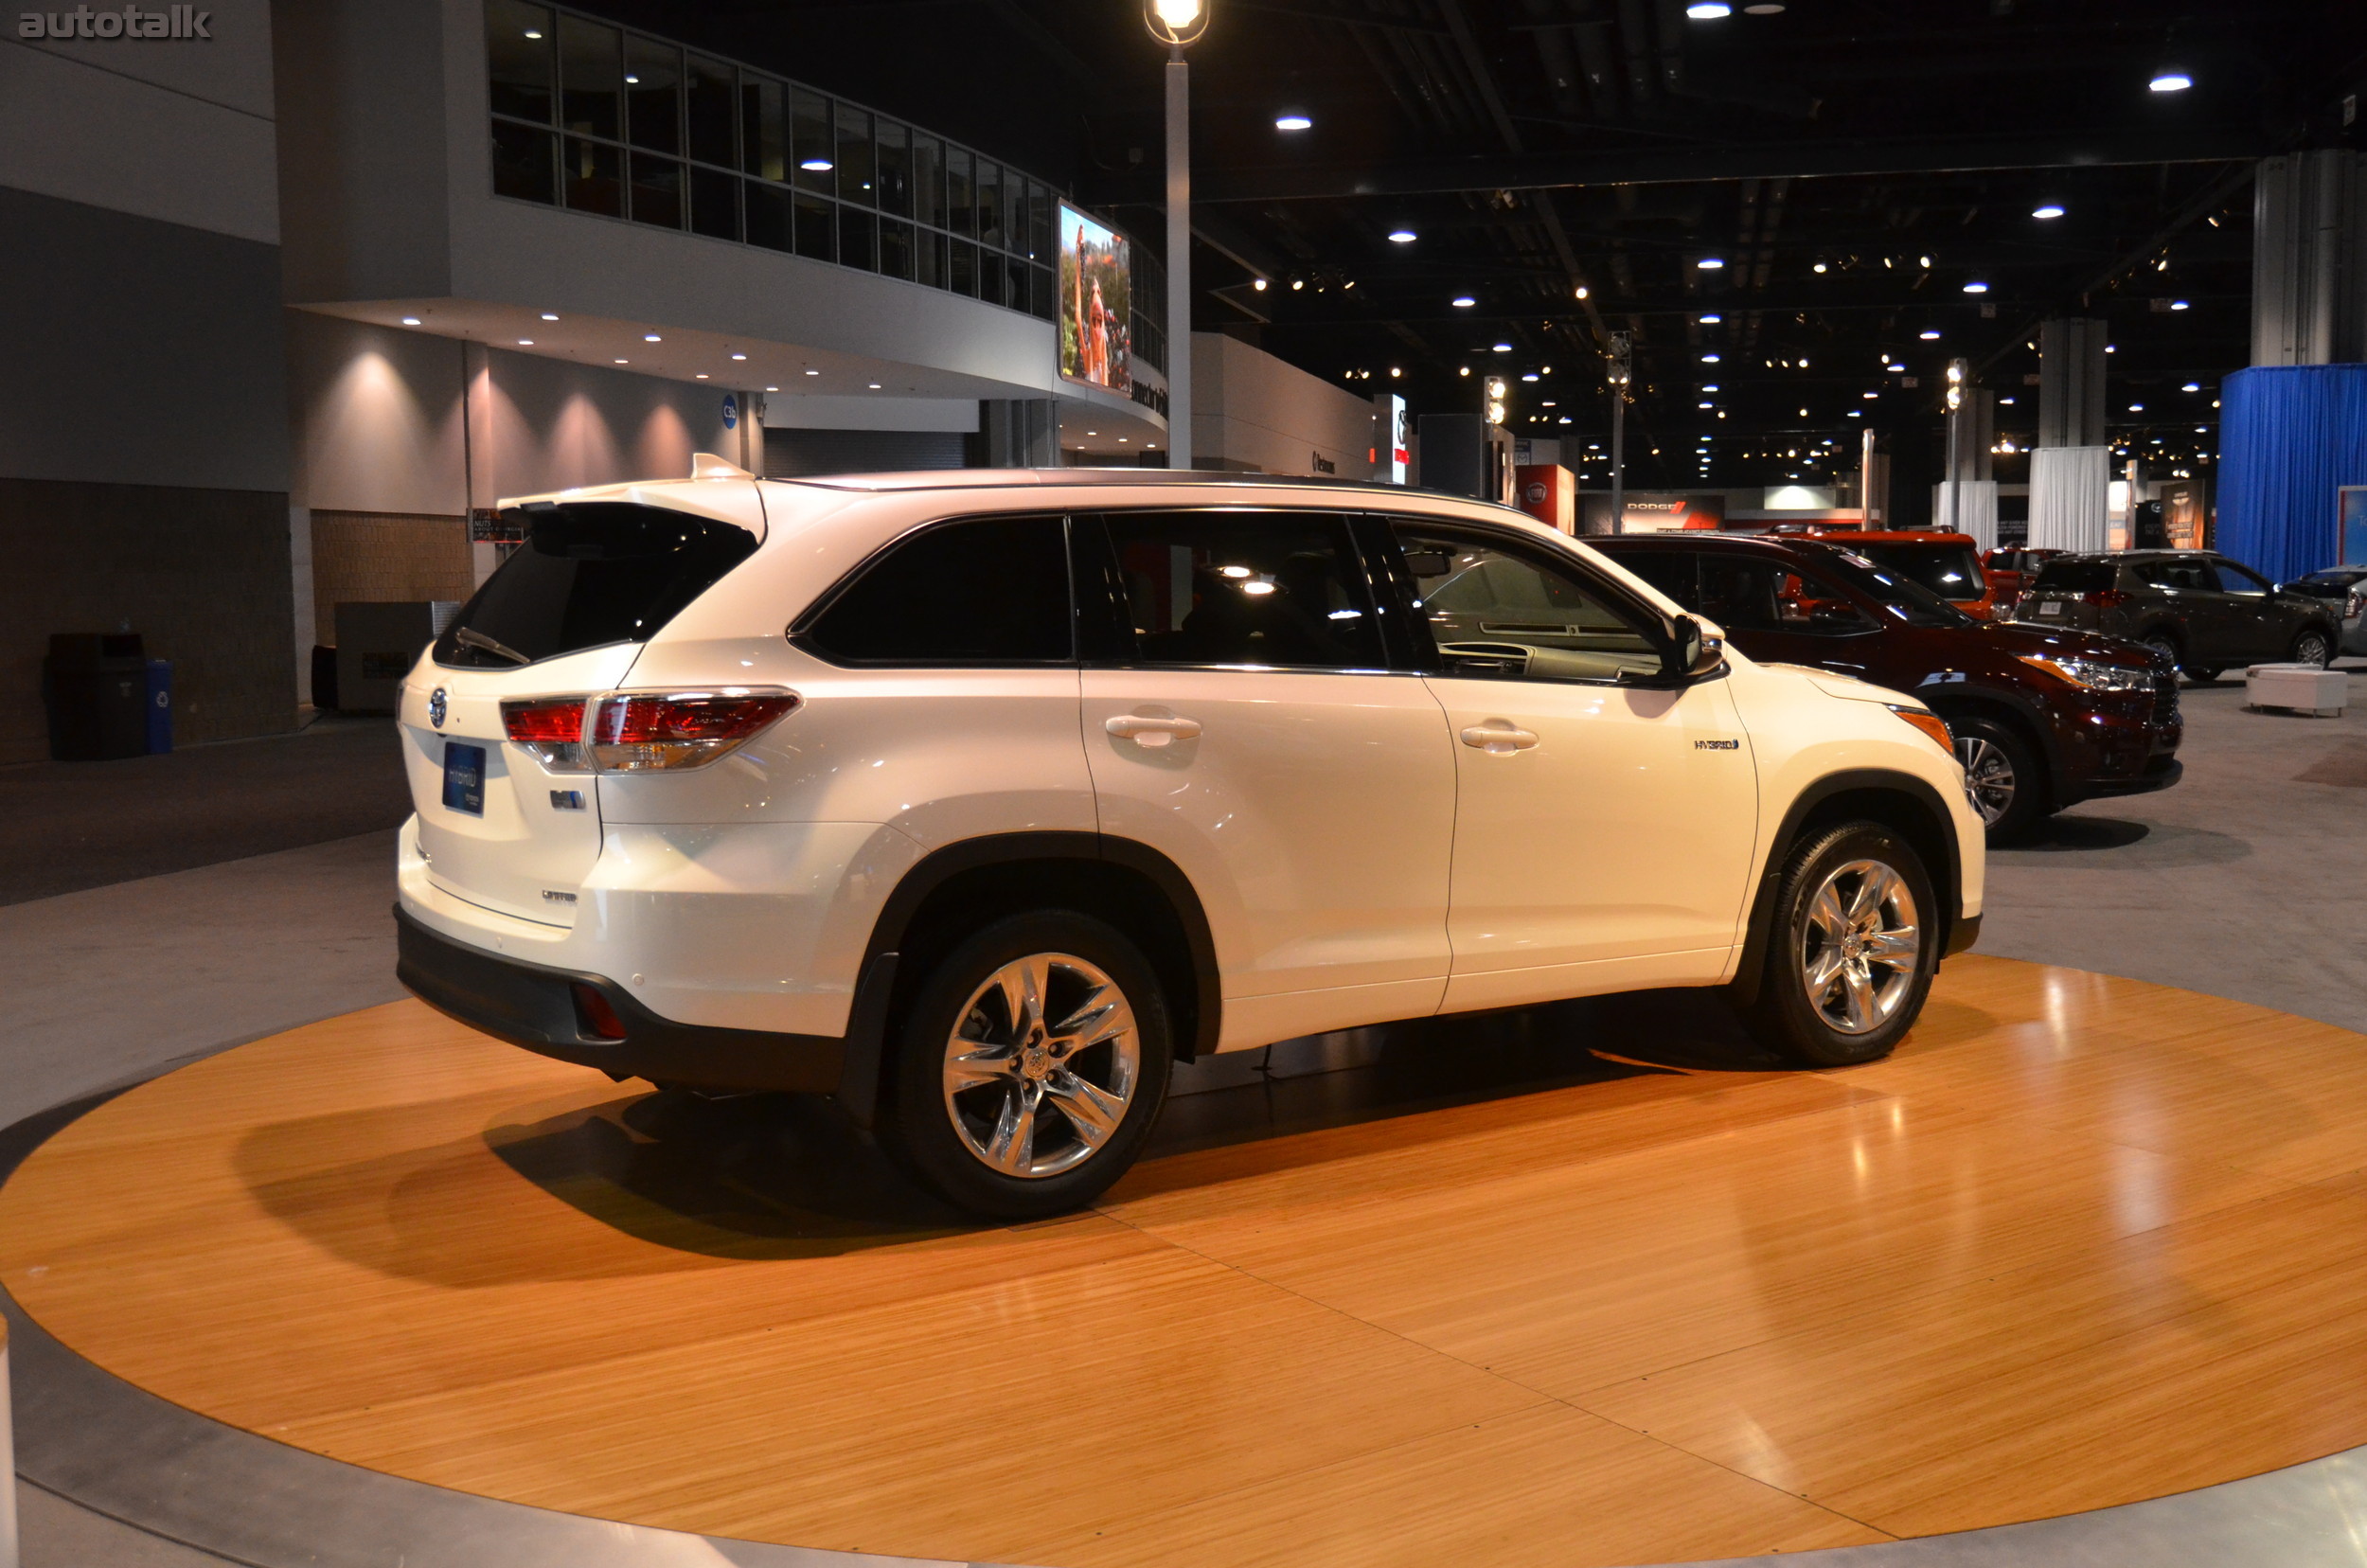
[9,953,2367,1568]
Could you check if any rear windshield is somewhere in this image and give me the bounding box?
[2031,560,2118,594]
[434,503,758,668]
[1797,544,1967,627]
[1852,543,1986,602]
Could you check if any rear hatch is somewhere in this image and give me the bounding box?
[400,495,761,926]
[2019,560,2118,629]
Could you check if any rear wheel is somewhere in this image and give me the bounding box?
[2291,629,2334,668]
[1947,715,2045,840]
[881,912,1170,1219]
[1741,823,1939,1068]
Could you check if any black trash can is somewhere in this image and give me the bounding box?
[45,633,150,760]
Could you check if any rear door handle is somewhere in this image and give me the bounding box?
[1459,723,1539,754]
[1105,714,1202,747]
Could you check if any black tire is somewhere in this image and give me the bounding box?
[2291,628,2335,668]
[2184,665,2224,683]
[2141,631,2183,672]
[1946,714,2046,841]
[1740,822,1940,1068]
[880,911,1171,1219]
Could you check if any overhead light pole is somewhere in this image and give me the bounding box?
[1146,0,1209,470]
[1606,330,1632,533]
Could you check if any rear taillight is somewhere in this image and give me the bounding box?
[501,697,589,772]
[587,688,799,772]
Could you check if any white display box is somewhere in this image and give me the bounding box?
[2246,664,2350,717]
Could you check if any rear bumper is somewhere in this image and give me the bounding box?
[394,905,845,1093]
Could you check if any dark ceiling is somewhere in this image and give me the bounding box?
[586,0,2366,505]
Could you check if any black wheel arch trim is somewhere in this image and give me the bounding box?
[1731,769,1967,1007]
[837,830,1224,1128]
[1915,682,2066,801]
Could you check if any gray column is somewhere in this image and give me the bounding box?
[975,399,1059,468]
[2038,319,2109,449]
[2252,150,2367,366]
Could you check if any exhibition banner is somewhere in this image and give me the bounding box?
[1059,205,1131,395]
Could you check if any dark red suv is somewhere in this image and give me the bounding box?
[1593,533,2182,838]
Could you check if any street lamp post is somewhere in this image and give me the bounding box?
[1606,330,1632,533]
[1146,1,1208,470]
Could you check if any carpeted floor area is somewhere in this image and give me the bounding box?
[0,717,411,906]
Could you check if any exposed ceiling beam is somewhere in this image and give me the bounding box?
[1089,130,2269,206]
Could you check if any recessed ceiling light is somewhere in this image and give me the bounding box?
[800,158,834,171]
[517,338,533,345]
[1686,1,1731,15]
[1087,430,1097,436]
[614,358,628,365]
[2183,382,2201,391]
[1963,281,1989,294]
[1388,229,1416,243]
[1702,353,1721,363]
[1452,295,1476,308]
[1254,278,1268,291]
[400,316,421,326]
[624,74,639,84]
[765,384,778,391]
[1119,437,1130,442]
[1290,278,1305,291]
[2129,402,2144,411]
[523,28,542,38]
[1920,330,1942,340]
[805,368,820,375]
[2032,205,2066,220]
[1813,262,1828,274]
[867,383,881,389]
[645,333,662,342]
[1700,312,1722,323]
[1703,383,1720,391]
[1521,373,1539,382]
[2149,70,2192,93]
[540,312,559,321]
[696,373,708,379]
[1274,114,1313,131]
[731,352,747,360]
[2170,300,2190,311]
[1493,343,1512,352]
[1698,257,1726,269]
[1699,401,1714,409]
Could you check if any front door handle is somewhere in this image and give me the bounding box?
[1106,713,1203,747]
[1459,723,1539,754]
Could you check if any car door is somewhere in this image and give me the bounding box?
[1075,508,1458,1050]
[2133,556,2227,659]
[2210,558,2287,660]
[1689,550,1884,678]
[1394,522,1760,1014]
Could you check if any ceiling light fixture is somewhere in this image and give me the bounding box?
[730,352,747,360]
[867,383,882,389]
[695,373,708,379]
[2170,300,2190,311]
[1963,281,1989,294]
[1920,330,1941,340]
[1493,343,1512,352]
[2149,69,2192,93]
[645,333,662,342]
[1686,2,1731,16]
[540,312,559,322]
[1700,312,1723,323]
[614,358,628,364]
[1701,353,1721,363]
[1254,277,1269,291]
[1812,261,1828,273]
[400,316,421,326]
[2033,204,2066,220]
[804,368,819,376]
[1274,114,1312,131]
[517,338,533,346]
[1452,295,1475,308]
[1698,257,1726,270]
[1388,229,1416,243]
[800,158,834,171]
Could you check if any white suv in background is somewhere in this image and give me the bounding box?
[396,467,1984,1217]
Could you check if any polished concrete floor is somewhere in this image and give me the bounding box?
[6,672,2367,1565]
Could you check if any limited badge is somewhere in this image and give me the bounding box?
[429,687,448,729]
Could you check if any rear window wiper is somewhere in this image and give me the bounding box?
[454,626,532,666]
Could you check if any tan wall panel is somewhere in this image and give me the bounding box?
[308,512,473,648]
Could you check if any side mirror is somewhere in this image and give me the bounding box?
[1664,614,1724,681]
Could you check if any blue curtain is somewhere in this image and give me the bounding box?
[2217,364,2367,582]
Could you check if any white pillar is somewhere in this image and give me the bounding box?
[2253,151,2366,366]
[1165,53,1191,470]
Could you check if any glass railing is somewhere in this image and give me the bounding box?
[482,0,1166,368]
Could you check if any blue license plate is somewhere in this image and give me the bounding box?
[441,741,486,815]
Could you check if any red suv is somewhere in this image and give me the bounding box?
[1764,528,2002,619]
[1595,533,2183,838]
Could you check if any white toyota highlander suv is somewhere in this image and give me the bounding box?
[396,466,1984,1216]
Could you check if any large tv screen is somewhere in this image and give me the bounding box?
[1059,204,1131,395]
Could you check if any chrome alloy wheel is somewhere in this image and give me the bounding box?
[1799,860,1923,1036]
[2294,631,2333,668]
[941,953,1140,1179]
[1955,734,2017,826]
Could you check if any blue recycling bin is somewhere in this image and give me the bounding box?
[144,659,172,754]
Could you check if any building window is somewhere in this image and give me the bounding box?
[487,0,1083,326]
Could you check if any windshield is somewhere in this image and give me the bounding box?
[435,502,759,668]
[1851,543,1987,603]
[1797,543,1968,627]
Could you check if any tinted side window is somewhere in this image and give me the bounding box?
[1397,524,1661,682]
[804,515,1071,664]
[2033,560,2119,594]
[1699,556,1875,635]
[1095,510,1384,670]
[1610,550,1700,607]
[2135,558,2214,592]
[2216,560,2271,596]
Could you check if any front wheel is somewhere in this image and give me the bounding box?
[1948,716,2044,840]
[2291,629,2334,668]
[1740,823,1939,1067]
[881,912,1170,1219]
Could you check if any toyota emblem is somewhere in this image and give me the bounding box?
[429,687,448,728]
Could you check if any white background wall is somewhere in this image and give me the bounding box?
[1191,333,1379,480]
